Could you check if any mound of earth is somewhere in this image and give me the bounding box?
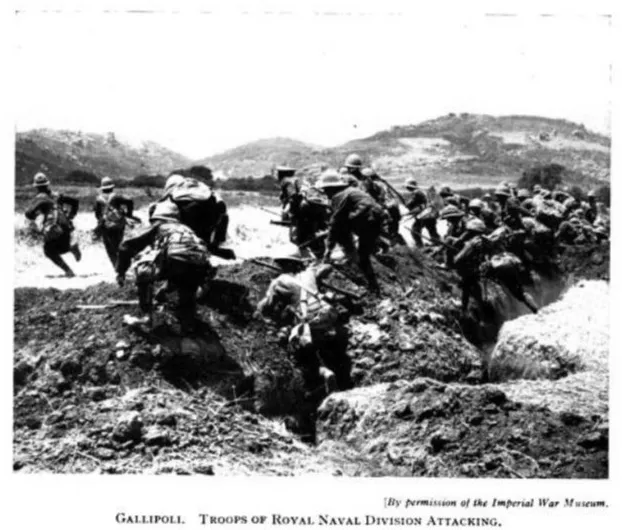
[489,280,608,382]
[316,378,608,478]
[13,240,610,475]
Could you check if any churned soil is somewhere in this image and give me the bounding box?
[13,241,609,476]
[317,378,608,478]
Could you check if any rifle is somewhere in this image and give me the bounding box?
[260,207,282,217]
[377,176,408,208]
[251,258,361,299]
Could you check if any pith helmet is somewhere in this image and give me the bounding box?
[164,174,186,194]
[344,153,363,169]
[494,184,511,197]
[465,218,486,234]
[315,170,348,190]
[33,172,50,187]
[468,198,484,211]
[100,176,115,191]
[439,186,453,198]
[150,199,180,222]
[440,204,464,220]
[405,178,419,191]
[276,166,296,179]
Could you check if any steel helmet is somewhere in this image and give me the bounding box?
[100,176,115,191]
[439,186,453,198]
[532,184,542,194]
[540,190,552,200]
[338,167,349,175]
[494,184,511,197]
[482,193,492,201]
[150,199,180,222]
[521,198,535,211]
[315,169,348,190]
[587,190,597,198]
[164,174,186,194]
[33,172,50,187]
[405,178,419,191]
[344,153,363,169]
[465,218,486,234]
[468,198,484,211]
[563,197,578,211]
[440,205,464,220]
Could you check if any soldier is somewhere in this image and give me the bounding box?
[439,204,466,268]
[157,173,233,259]
[116,200,212,332]
[468,198,497,231]
[255,257,352,394]
[493,183,512,214]
[452,218,490,313]
[361,167,402,243]
[405,178,439,246]
[316,170,384,295]
[584,190,598,225]
[25,172,81,277]
[276,166,299,221]
[94,176,136,268]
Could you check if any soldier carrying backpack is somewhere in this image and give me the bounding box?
[25,172,81,277]
[116,200,213,332]
[94,176,136,268]
[155,173,234,260]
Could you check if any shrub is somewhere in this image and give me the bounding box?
[517,163,565,190]
[65,170,99,185]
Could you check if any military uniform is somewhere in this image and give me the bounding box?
[94,186,134,268]
[25,184,80,276]
[257,264,352,393]
[117,212,211,330]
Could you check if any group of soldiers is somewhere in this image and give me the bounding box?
[24,156,610,398]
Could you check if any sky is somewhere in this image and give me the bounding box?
[14,10,613,159]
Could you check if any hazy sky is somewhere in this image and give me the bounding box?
[14,11,612,158]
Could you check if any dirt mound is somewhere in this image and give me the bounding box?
[14,384,338,475]
[316,378,608,478]
[487,280,608,420]
[13,240,610,475]
[558,243,610,281]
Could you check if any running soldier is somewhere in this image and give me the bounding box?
[316,170,384,295]
[25,172,81,277]
[94,176,136,268]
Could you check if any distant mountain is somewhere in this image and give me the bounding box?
[198,114,611,189]
[15,129,191,186]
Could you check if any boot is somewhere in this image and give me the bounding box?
[70,244,82,262]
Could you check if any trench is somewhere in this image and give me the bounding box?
[138,246,599,445]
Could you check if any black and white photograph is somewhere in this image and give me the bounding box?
[8,0,614,494]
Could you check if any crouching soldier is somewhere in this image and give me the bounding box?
[25,172,81,277]
[316,170,384,295]
[116,200,212,332]
[94,176,136,268]
[255,257,352,395]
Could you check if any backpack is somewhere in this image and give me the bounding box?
[42,197,70,244]
[102,195,125,230]
[534,199,565,230]
[167,178,219,242]
[160,222,210,267]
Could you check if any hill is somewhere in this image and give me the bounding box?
[198,114,611,190]
[15,129,191,186]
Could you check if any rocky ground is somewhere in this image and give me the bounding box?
[13,240,610,476]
